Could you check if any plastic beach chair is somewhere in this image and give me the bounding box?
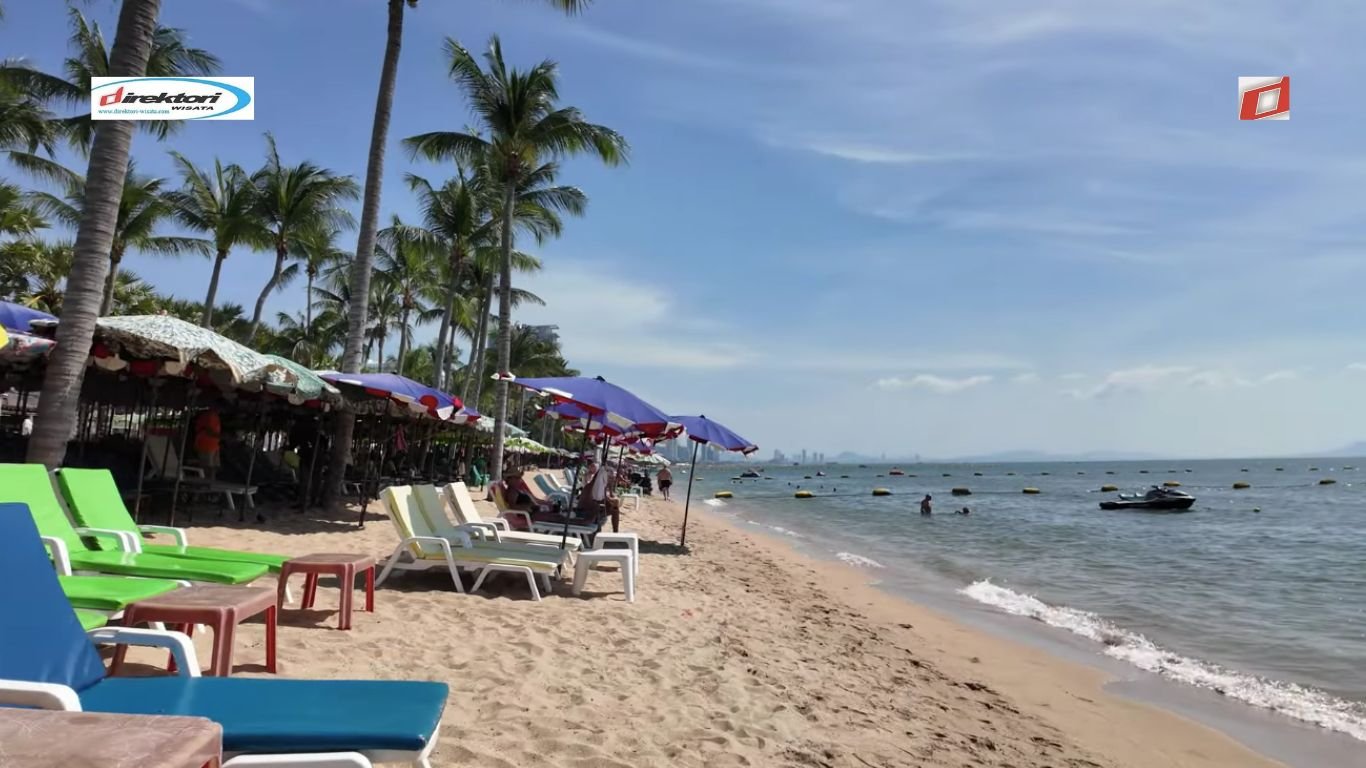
[0,464,268,584]
[0,502,448,768]
[376,486,562,601]
[489,483,600,544]
[428,483,580,552]
[57,468,288,573]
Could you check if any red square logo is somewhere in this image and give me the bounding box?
[1239,76,1290,120]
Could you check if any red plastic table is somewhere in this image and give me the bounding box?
[276,553,375,630]
[113,586,277,677]
[0,708,222,768]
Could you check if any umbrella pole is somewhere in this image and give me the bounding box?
[241,398,265,523]
[559,416,594,550]
[133,383,159,522]
[681,440,700,547]
[302,410,324,512]
[169,385,200,528]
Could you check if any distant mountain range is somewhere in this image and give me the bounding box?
[805,444,1366,464]
[1308,442,1366,458]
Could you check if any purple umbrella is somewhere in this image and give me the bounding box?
[671,415,758,546]
[0,301,56,334]
[512,376,673,547]
[319,372,461,419]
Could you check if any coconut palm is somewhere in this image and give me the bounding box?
[0,179,46,239]
[375,216,443,376]
[165,152,270,326]
[6,239,70,312]
[0,82,59,157]
[31,162,208,314]
[328,0,593,500]
[0,6,218,153]
[247,133,358,343]
[27,0,164,468]
[291,224,348,330]
[404,35,624,479]
[460,245,544,408]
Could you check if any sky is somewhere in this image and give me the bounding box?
[4,0,1366,459]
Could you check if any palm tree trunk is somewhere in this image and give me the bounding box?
[248,242,286,342]
[397,305,411,375]
[305,268,315,328]
[27,0,162,468]
[489,184,517,483]
[431,245,461,390]
[201,248,227,327]
[376,330,387,374]
[99,252,121,315]
[467,272,494,406]
[327,0,407,505]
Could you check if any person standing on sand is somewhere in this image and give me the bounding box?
[194,406,222,484]
[920,494,933,515]
[657,466,673,499]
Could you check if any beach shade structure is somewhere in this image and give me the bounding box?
[0,300,56,333]
[672,415,759,546]
[318,372,460,420]
[475,414,527,437]
[90,315,290,385]
[512,376,674,546]
[505,436,551,455]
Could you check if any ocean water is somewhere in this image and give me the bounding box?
[687,459,1366,744]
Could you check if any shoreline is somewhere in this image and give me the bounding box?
[121,490,1355,766]
[687,501,1291,768]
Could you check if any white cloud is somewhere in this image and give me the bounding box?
[1012,372,1040,384]
[876,374,993,394]
[1348,362,1366,373]
[1261,369,1301,383]
[1067,365,1193,399]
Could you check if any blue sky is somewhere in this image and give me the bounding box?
[5,0,1366,459]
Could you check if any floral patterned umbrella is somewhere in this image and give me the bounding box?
[92,315,290,386]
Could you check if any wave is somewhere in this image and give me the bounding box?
[702,498,727,507]
[836,552,885,569]
[768,525,805,539]
[960,580,1366,742]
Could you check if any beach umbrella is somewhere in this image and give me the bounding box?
[671,415,758,546]
[512,376,673,547]
[258,355,341,405]
[318,372,460,420]
[0,301,56,334]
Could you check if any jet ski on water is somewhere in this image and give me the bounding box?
[1099,486,1196,511]
[739,470,761,479]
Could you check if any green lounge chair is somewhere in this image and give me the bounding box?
[0,464,268,584]
[74,608,108,631]
[58,574,179,612]
[56,468,288,574]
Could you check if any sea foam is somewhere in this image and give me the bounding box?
[961,580,1366,742]
[836,552,885,569]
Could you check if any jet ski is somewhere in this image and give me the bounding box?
[1099,486,1196,511]
[739,470,761,479]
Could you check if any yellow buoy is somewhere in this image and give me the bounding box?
[1100,484,1118,492]
[1022,487,1041,494]
[1319,478,1337,485]
[1233,482,1250,489]
[872,488,892,497]
[795,490,814,499]
[714,491,732,499]
[1163,481,1182,488]
[951,487,972,496]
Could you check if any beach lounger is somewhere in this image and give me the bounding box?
[433,483,581,552]
[376,486,564,601]
[144,433,257,512]
[411,485,576,560]
[532,473,572,505]
[59,573,180,612]
[490,483,601,543]
[0,464,269,585]
[57,467,289,573]
[74,608,109,631]
[0,503,448,768]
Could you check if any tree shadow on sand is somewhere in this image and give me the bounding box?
[638,539,690,557]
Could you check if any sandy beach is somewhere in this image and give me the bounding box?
[115,489,1283,768]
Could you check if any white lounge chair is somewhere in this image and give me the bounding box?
[376,486,564,601]
[143,434,257,512]
[436,483,581,552]
[488,483,601,545]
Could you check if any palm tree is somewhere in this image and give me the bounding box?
[0,82,59,157]
[405,167,491,389]
[0,6,218,153]
[165,152,269,326]
[328,0,593,501]
[375,217,441,375]
[27,0,164,469]
[247,133,357,343]
[405,35,626,480]
[461,245,544,408]
[6,239,70,311]
[291,224,348,330]
[32,162,207,313]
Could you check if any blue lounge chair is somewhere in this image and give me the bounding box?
[0,503,448,767]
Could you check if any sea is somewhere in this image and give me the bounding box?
[685,459,1366,764]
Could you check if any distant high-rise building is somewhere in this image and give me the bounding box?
[800,449,808,464]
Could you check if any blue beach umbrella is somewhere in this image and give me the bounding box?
[512,376,673,547]
[319,372,461,420]
[0,301,56,334]
[670,415,758,546]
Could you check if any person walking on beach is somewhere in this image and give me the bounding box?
[920,494,933,515]
[194,406,222,484]
[657,466,674,499]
